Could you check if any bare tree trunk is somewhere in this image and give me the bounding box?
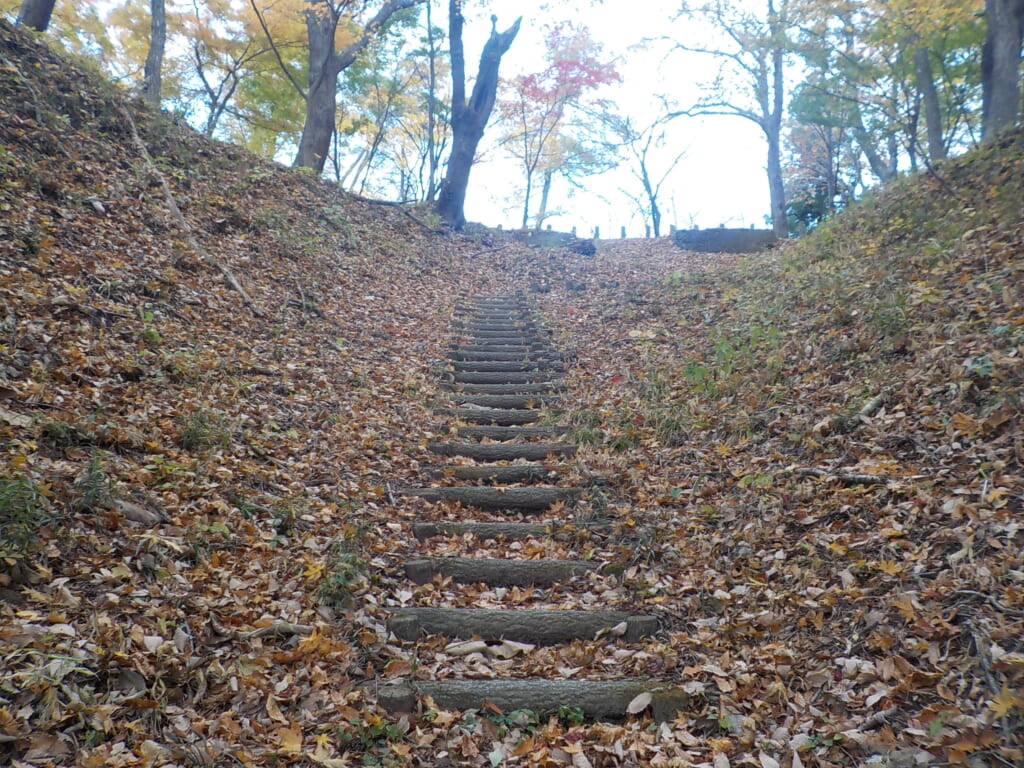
[913,47,946,162]
[437,6,521,229]
[534,169,553,230]
[639,162,661,237]
[982,0,1024,138]
[521,171,533,229]
[143,0,166,107]
[17,0,56,31]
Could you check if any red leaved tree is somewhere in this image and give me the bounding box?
[498,22,618,230]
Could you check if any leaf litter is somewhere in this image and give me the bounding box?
[1,17,1023,768]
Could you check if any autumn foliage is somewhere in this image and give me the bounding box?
[2,16,1023,768]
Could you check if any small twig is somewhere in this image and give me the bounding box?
[119,104,264,317]
[470,245,509,257]
[860,706,900,731]
[966,618,1001,697]
[795,467,889,485]
[206,614,313,642]
[246,622,314,640]
[385,481,397,506]
[857,391,888,420]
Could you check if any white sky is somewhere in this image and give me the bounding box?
[457,0,772,235]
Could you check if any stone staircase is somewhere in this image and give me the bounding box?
[377,294,689,722]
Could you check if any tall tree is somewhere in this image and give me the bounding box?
[253,0,424,174]
[497,23,618,229]
[436,5,520,229]
[982,0,1024,137]
[142,0,165,107]
[17,0,55,31]
[671,0,794,237]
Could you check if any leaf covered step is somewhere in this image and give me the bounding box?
[450,393,559,409]
[451,371,564,384]
[399,485,580,511]
[403,556,598,586]
[450,360,565,372]
[387,607,658,644]
[428,463,560,482]
[446,382,564,395]
[454,424,568,440]
[427,441,575,460]
[411,520,553,540]
[375,680,695,722]
[436,407,547,425]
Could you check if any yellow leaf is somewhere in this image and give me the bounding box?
[988,685,1024,718]
[876,560,905,577]
[266,694,288,725]
[277,723,302,754]
[304,561,325,581]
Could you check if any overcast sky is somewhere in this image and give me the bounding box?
[457,0,771,235]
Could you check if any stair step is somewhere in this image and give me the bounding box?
[430,464,559,482]
[387,608,658,644]
[375,680,694,722]
[427,441,575,461]
[452,371,563,385]
[454,321,535,331]
[450,360,564,372]
[404,556,601,586]
[412,520,553,540]
[454,425,568,440]
[467,327,549,337]
[400,485,579,511]
[447,382,564,395]
[437,407,546,425]
[450,394,557,409]
[448,350,560,362]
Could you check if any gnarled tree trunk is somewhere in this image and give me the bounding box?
[436,6,521,229]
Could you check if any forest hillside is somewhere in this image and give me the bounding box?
[2,18,1023,768]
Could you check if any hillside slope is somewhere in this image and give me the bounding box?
[2,16,1023,768]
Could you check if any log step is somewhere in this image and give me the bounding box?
[375,680,694,722]
[387,608,658,644]
[447,382,564,395]
[453,346,556,357]
[448,351,560,363]
[404,556,599,586]
[427,441,576,461]
[412,520,606,540]
[450,394,557,409]
[463,336,542,345]
[437,407,546,425]
[412,520,552,540]
[454,425,568,440]
[452,371,563,384]
[400,485,580,511]
[454,321,535,330]
[466,328,551,339]
[430,464,560,482]
[450,360,565,372]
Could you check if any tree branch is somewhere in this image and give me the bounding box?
[248,0,307,101]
